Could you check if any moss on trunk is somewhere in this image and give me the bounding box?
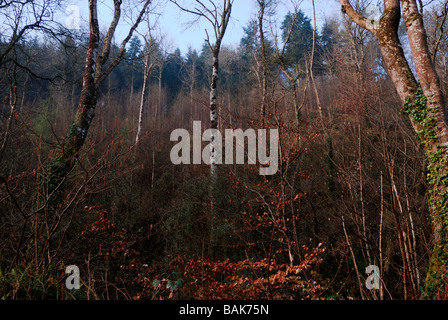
[401,87,448,298]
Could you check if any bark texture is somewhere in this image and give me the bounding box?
[210,53,219,176]
[339,0,448,298]
[205,0,232,178]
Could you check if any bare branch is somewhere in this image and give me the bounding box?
[339,0,374,33]
[95,0,153,89]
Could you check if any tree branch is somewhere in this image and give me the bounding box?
[339,0,374,33]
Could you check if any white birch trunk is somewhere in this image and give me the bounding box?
[136,49,152,145]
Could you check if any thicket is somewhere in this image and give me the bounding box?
[1,4,447,300]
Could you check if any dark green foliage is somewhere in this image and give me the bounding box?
[162,49,183,106]
[281,10,314,66]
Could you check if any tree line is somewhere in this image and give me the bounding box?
[1,0,448,300]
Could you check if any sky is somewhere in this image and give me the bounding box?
[153,0,341,54]
[62,0,341,56]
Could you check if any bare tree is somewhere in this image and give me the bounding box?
[310,0,323,128]
[0,59,19,162]
[135,20,156,145]
[257,0,275,125]
[0,0,63,162]
[428,0,448,62]
[270,2,308,125]
[339,0,448,298]
[171,0,233,178]
[43,0,153,199]
[0,0,62,68]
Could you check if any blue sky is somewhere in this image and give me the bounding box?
[63,0,341,55]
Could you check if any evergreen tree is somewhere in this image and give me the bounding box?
[162,48,183,107]
[281,10,314,66]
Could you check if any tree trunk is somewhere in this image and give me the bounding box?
[210,52,219,177]
[38,0,151,203]
[43,0,99,200]
[339,0,448,298]
[158,73,162,123]
[136,51,152,145]
[401,0,448,299]
[258,0,268,125]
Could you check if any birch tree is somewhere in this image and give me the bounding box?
[339,0,448,299]
[171,0,233,178]
[135,22,156,145]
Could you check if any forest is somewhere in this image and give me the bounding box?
[1,0,448,301]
